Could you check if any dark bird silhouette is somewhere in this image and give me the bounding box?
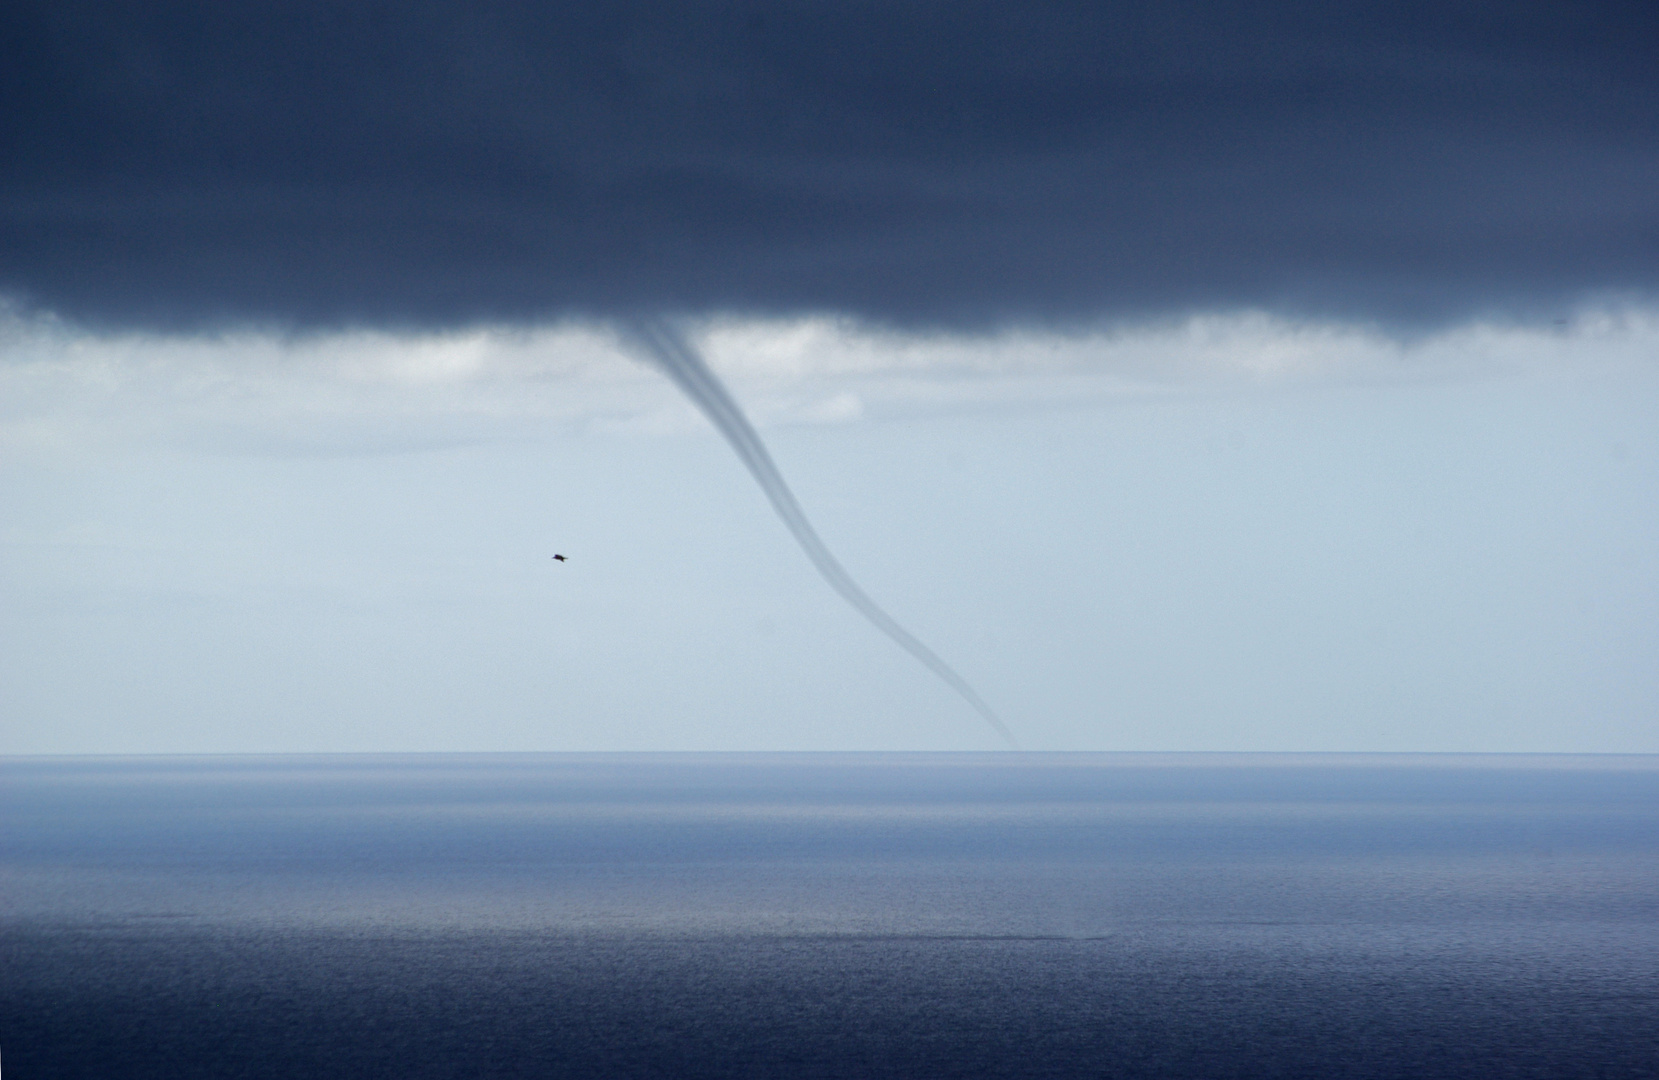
[552,554,567,562]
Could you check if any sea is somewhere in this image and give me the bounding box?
[3,753,1656,1078]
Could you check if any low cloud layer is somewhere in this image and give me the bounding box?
[6,304,1656,459]
[4,1,1656,332]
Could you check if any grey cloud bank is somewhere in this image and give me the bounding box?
[3,0,1657,332]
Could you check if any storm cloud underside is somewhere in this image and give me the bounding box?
[3,0,1657,332]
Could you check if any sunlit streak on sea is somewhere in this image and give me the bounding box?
[4,753,1656,1078]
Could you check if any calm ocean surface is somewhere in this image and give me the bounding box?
[3,753,1656,1078]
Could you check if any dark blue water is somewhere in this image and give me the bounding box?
[3,753,1656,1078]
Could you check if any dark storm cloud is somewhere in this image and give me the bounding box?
[2,1,1656,331]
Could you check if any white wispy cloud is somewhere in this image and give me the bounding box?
[3,302,1655,457]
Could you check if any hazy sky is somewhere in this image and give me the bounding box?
[2,2,1655,752]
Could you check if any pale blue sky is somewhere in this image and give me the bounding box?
[3,311,1655,753]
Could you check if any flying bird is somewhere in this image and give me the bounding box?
[552,554,567,562]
